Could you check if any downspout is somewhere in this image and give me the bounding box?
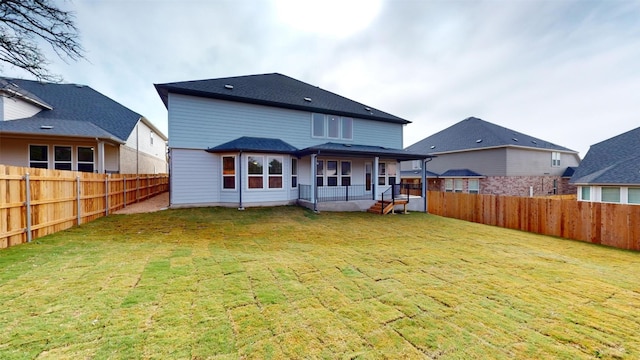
[238,151,244,210]
[136,121,139,175]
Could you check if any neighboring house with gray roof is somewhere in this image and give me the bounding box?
[571,126,640,204]
[155,73,431,211]
[0,77,167,174]
[402,117,581,196]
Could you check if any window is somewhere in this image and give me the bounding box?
[328,115,339,138]
[311,113,353,140]
[378,163,386,186]
[316,160,324,187]
[601,187,620,203]
[150,131,154,145]
[388,163,397,185]
[551,152,561,167]
[342,117,353,140]
[291,158,297,188]
[54,146,72,170]
[327,160,338,186]
[29,145,48,168]
[445,179,453,192]
[248,156,264,189]
[77,147,94,172]
[268,157,283,189]
[628,188,640,204]
[412,160,421,170]
[341,161,351,186]
[581,186,590,201]
[222,156,235,189]
[365,163,372,191]
[468,179,479,194]
[454,179,463,193]
[312,113,325,137]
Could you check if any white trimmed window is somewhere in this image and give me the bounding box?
[248,156,264,189]
[342,118,353,140]
[291,158,297,188]
[412,160,421,170]
[378,163,386,186]
[580,186,591,201]
[341,161,351,186]
[29,145,48,169]
[150,131,154,145]
[268,157,283,189]
[222,156,236,189]
[601,187,620,203]
[454,179,463,193]
[468,179,479,194]
[312,113,325,137]
[328,115,340,139]
[327,160,338,186]
[445,179,453,192]
[628,188,640,204]
[311,113,354,140]
[77,147,94,172]
[316,160,324,187]
[551,152,561,167]
[54,146,72,170]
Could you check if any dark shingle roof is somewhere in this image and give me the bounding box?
[406,117,576,154]
[400,169,440,178]
[206,137,298,154]
[1,77,144,141]
[440,169,484,177]
[297,142,431,161]
[562,166,576,178]
[0,78,52,109]
[154,73,410,125]
[0,118,122,142]
[570,126,640,185]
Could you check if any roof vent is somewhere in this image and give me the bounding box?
[531,140,538,144]
[224,84,233,89]
[74,84,85,88]
[430,145,436,149]
[476,139,482,143]
[343,144,352,147]
[40,125,53,130]
[365,107,371,111]
[512,138,518,142]
[303,97,312,102]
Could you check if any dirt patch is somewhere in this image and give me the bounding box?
[112,192,169,214]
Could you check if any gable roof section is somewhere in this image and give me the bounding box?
[406,117,576,154]
[206,136,298,154]
[0,118,123,143]
[1,77,145,141]
[0,78,52,109]
[570,126,640,185]
[154,73,410,125]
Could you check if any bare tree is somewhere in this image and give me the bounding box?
[0,0,84,81]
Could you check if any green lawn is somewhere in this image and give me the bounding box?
[1,206,639,359]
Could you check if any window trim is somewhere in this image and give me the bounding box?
[29,144,49,169]
[311,113,354,140]
[267,156,283,189]
[468,179,479,194]
[312,113,325,138]
[580,186,591,201]
[291,158,297,189]
[551,151,561,167]
[77,146,95,173]
[601,187,621,203]
[628,187,640,204]
[222,155,236,190]
[54,145,72,171]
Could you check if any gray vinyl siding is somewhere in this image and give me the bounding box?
[1,96,42,121]
[506,148,580,176]
[428,148,508,176]
[170,148,219,205]
[168,94,403,150]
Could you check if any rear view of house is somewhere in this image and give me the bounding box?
[0,77,167,174]
[403,117,581,196]
[155,73,430,211]
[571,126,640,204]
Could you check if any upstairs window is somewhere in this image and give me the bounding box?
[29,145,48,169]
[150,131,154,145]
[312,113,325,137]
[551,152,561,167]
[327,115,340,138]
[342,118,353,140]
[311,114,353,140]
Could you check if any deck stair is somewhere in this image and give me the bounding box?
[367,199,409,215]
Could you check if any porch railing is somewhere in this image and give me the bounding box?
[298,184,371,202]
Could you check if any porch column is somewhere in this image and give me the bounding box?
[97,140,105,173]
[373,156,379,200]
[311,153,317,211]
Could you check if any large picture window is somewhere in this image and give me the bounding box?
[77,147,94,172]
[54,146,72,171]
[311,114,354,140]
[29,145,48,169]
[268,157,283,189]
[222,156,236,189]
[248,156,264,189]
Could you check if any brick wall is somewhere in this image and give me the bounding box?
[481,176,573,196]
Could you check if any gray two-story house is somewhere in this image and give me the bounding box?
[155,73,430,211]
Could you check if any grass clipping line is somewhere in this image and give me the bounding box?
[0,206,639,359]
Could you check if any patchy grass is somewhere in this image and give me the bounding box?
[0,206,639,359]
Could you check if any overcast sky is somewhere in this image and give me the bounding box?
[5,0,640,157]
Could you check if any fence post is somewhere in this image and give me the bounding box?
[76,176,81,225]
[136,176,140,203]
[25,173,32,243]
[105,175,109,216]
[123,176,127,208]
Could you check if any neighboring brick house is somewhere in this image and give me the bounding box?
[402,117,581,196]
[0,77,167,174]
[571,126,640,204]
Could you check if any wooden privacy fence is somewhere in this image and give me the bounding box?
[0,165,168,249]
[427,191,640,251]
